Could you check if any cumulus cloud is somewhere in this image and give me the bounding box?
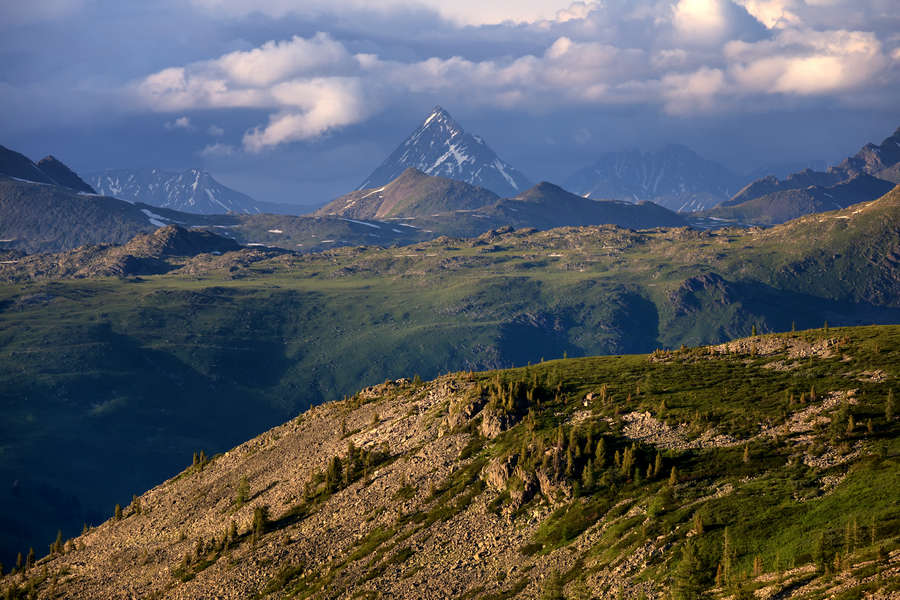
[208,124,225,136]
[199,142,237,156]
[131,1,900,150]
[164,116,193,130]
[188,0,578,25]
[726,28,889,94]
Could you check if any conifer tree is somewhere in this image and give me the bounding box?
[669,466,678,487]
[581,459,595,492]
[539,570,564,600]
[15,552,22,573]
[114,504,122,521]
[693,512,704,535]
[236,476,250,508]
[595,438,606,466]
[743,445,750,464]
[25,548,34,570]
[654,452,663,478]
[672,540,703,600]
[721,527,733,584]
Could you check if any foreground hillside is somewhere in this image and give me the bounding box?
[3,325,898,599]
[1,187,899,563]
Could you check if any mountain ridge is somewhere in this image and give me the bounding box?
[728,125,900,206]
[358,106,532,197]
[88,168,273,215]
[564,144,744,212]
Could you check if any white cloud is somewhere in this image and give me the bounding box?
[164,115,193,130]
[131,4,899,150]
[188,0,578,25]
[208,124,225,136]
[726,28,889,94]
[200,142,237,156]
[673,0,731,41]
[242,77,371,151]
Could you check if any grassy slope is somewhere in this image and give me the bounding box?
[2,325,898,599]
[0,189,897,564]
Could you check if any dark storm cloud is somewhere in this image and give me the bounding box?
[1,1,898,205]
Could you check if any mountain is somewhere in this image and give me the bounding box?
[0,175,429,255]
[34,156,95,194]
[0,145,95,193]
[482,181,687,230]
[319,170,684,238]
[728,125,900,206]
[7,325,899,599]
[88,168,268,215]
[358,106,532,197]
[2,186,900,564]
[0,178,166,253]
[318,167,500,219]
[703,174,896,226]
[564,144,743,212]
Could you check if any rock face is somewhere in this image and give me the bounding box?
[358,106,532,197]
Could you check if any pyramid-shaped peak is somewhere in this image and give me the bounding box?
[357,105,531,196]
[421,106,462,131]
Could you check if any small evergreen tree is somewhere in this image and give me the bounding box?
[672,540,703,600]
[251,505,270,546]
[25,548,34,570]
[15,552,22,572]
[539,570,564,600]
[743,444,750,464]
[114,504,122,521]
[132,494,142,515]
[326,456,344,492]
[236,476,250,508]
[693,512,704,535]
[669,466,678,487]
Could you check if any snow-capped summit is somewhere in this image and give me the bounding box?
[88,168,262,215]
[358,106,531,197]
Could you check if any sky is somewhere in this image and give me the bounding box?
[1,0,899,206]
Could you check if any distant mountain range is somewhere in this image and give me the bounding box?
[564,144,744,212]
[0,145,95,193]
[702,173,895,226]
[87,168,300,215]
[706,126,900,224]
[358,106,532,197]
[323,167,685,237]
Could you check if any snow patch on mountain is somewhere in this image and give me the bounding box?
[358,107,531,197]
[88,168,261,215]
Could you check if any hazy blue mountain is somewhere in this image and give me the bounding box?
[564,144,742,212]
[729,125,900,205]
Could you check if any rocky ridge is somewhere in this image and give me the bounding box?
[2,327,897,600]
